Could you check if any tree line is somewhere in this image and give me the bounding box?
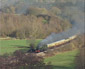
[0,12,71,39]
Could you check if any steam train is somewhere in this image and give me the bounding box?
[29,35,77,53]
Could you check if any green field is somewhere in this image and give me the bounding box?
[0,39,42,55]
[0,40,78,69]
[45,50,78,69]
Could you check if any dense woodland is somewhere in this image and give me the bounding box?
[0,7,71,39]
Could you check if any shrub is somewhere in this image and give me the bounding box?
[0,50,53,69]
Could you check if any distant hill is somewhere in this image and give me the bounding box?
[1,0,84,16]
[1,0,77,9]
[1,0,57,14]
[1,0,19,8]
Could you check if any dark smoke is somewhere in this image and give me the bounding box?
[38,0,85,48]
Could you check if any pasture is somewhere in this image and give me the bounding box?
[0,40,78,69]
[45,50,78,69]
[0,39,42,55]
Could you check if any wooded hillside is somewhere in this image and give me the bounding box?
[0,12,71,39]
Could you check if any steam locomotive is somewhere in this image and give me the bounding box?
[29,35,77,53]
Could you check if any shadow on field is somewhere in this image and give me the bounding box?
[11,45,30,53]
[52,66,72,69]
[12,45,30,48]
[32,65,72,69]
[19,48,29,53]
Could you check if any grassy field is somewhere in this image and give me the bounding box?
[0,39,42,55]
[0,40,78,69]
[45,50,78,69]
